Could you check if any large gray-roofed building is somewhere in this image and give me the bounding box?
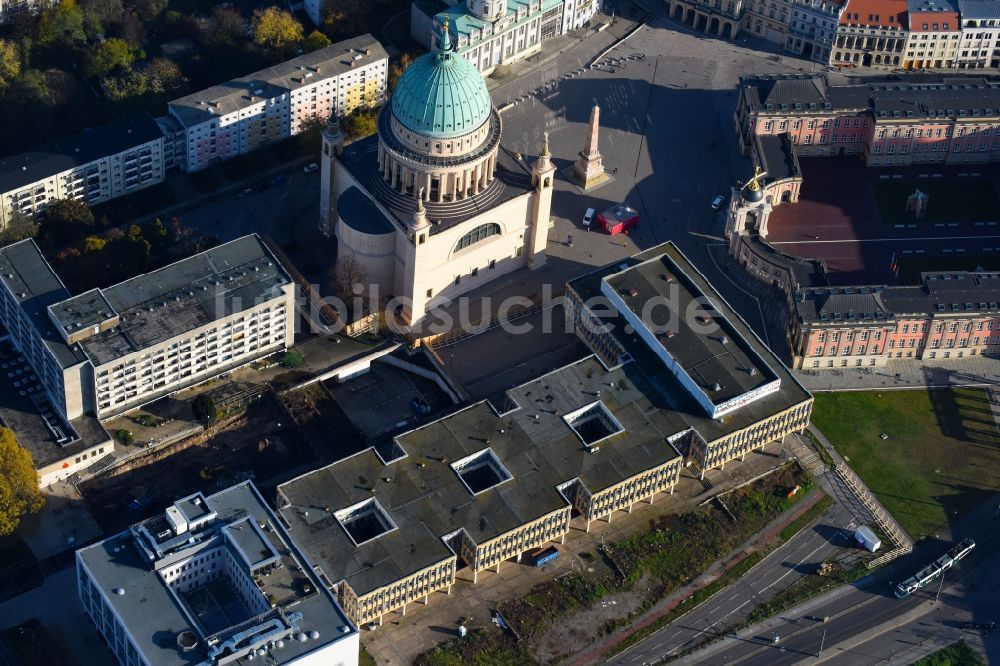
[740,73,1000,118]
[958,0,1000,18]
[51,235,293,367]
[278,355,687,625]
[0,113,163,196]
[77,482,359,666]
[168,35,387,129]
[0,240,87,370]
[795,271,1000,322]
[566,242,812,470]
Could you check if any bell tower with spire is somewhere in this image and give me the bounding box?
[319,111,345,236]
[528,132,554,269]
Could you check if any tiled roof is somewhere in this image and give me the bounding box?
[839,0,908,27]
[796,271,1000,322]
[957,0,1000,19]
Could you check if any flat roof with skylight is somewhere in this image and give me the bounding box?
[277,354,687,597]
[76,482,356,666]
[568,242,812,439]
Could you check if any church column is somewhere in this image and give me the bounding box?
[390,162,399,189]
[425,172,432,200]
[435,174,444,202]
[452,173,459,201]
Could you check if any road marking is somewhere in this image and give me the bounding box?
[771,234,1000,245]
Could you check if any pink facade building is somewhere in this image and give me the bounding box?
[737,73,1000,166]
[792,272,1000,368]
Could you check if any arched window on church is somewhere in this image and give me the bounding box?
[455,223,501,252]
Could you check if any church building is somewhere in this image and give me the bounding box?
[319,22,553,324]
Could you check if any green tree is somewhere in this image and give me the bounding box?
[41,198,95,245]
[81,0,124,27]
[340,106,378,140]
[251,7,303,50]
[114,428,134,445]
[0,40,22,89]
[301,30,331,52]
[37,0,87,47]
[388,52,413,93]
[281,350,305,368]
[147,218,168,253]
[145,57,185,96]
[8,69,51,106]
[320,0,367,35]
[0,215,38,245]
[191,394,218,422]
[85,38,137,77]
[206,7,245,49]
[131,0,167,21]
[0,427,44,537]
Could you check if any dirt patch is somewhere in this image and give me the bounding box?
[533,576,649,664]
[80,393,318,534]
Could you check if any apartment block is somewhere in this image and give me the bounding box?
[77,482,359,666]
[785,0,846,63]
[0,234,294,422]
[792,272,1000,368]
[736,73,1000,166]
[956,0,1000,68]
[168,35,388,172]
[564,242,813,474]
[903,0,961,68]
[0,114,165,227]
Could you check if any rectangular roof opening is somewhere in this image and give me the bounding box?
[334,498,397,546]
[563,401,624,447]
[450,448,513,495]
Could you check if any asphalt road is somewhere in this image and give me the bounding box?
[680,500,1000,665]
[608,500,858,665]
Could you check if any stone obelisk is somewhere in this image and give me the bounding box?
[573,105,608,190]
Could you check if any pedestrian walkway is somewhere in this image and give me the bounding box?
[795,355,1000,392]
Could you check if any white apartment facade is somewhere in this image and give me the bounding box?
[786,0,845,62]
[168,35,388,173]
[0,114,165,227]
[0,235,295,422]
[956,0,1000,67]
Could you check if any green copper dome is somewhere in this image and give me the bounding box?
[391,23,492,139]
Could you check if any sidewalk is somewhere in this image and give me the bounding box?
[795,355,1000,392]
[567,488,827,665]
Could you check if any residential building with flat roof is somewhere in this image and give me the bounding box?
[0,113,165,227]
[168,35,388,173]
[278,353,688,626]
[565,242,813,473]
[77,482,359,666]
[0,234,295,423]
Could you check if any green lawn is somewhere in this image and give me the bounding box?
[873,179,1000,225]
[914,640,985,666]
[812,389,1000,538]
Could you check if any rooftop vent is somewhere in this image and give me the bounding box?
[451,448,513,495]
[176,631,197,652]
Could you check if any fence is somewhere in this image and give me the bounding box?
[834,463,914,567]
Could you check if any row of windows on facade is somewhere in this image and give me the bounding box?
[813,319,1000,340]
[96,336,283,398]
[97,309,283,375]
[359,571,453,609]
[74,446,107,465]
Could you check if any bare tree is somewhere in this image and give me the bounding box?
[333,254,368,320]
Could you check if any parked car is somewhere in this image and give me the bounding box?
[303,163,319,173]
[582,207,595,228]
[711,194,726,209]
